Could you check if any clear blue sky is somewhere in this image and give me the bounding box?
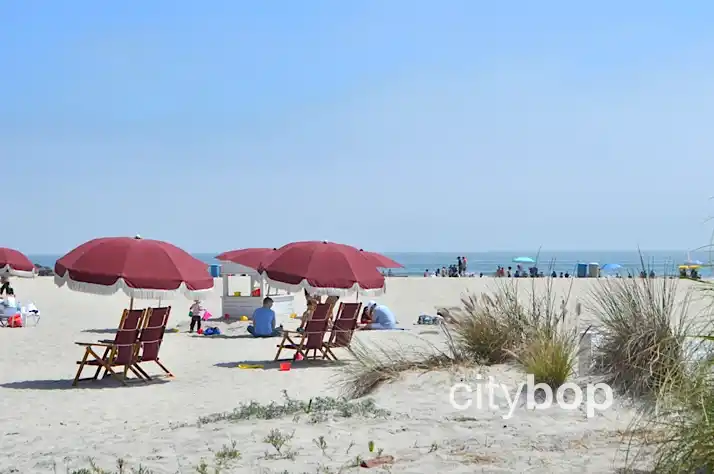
[2,1,714,254]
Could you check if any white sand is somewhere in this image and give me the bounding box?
[0,277,705,473]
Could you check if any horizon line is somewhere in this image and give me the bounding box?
[23,249,701,255]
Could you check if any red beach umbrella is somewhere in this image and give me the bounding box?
[258,241,385,296]
[0,247,35,278]
[359,250,403,269]
[54,235,214,300]
[215,248,277,270]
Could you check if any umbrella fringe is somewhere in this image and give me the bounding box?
[0,265,36,278]
[53,273,213,300]
[260,274,386,297]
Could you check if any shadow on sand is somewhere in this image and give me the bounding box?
[188,333,256,339]
[214,358,348,370]
[0,377,170,390]
[81,328,118,334]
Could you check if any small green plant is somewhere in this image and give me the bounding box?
[194,441,242,473]
[263,428,296,460]
[213,440,241,465]
[195,390,389,426]
[64,458,152,474]
[313,435,331,458]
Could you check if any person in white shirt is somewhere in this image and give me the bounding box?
[189,299,205,333]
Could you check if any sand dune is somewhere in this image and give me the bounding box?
[1,276,703,473]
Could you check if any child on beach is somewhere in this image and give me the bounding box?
[189,299,204,333]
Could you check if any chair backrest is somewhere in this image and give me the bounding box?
[303,303,331,349]
[112,309,146,365]
[138,306,172,362]
[329,302,362,347]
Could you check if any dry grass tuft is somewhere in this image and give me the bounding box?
[338,324,472,399]
[339,276,581,398]
[587,269,699,399]
[617,276,714,473]
[513,326,580,389]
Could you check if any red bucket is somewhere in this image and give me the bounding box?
[279,362,291,371]
[8,314,22,328]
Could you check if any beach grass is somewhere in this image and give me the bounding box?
[587,272,699,400]
[617,280,714,473]
[340,277,579,397]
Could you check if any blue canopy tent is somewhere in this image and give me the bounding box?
[600,263,622,272]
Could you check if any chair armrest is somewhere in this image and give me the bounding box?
[75,342,115,347]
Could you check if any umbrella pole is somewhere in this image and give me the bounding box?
[129,297,134,310]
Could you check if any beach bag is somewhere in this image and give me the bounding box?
[8,314,22,328]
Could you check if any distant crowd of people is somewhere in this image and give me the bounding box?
[414,260,685,279]
[494,265,549,278]
[424,256,469,277]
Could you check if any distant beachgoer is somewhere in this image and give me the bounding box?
[248,297,282,337]
[189,299,205,333]
[0,277,11,296]
[424,269,429,277]
[2,287,18,310]
[462,256,468,274]
[360,301,397,330]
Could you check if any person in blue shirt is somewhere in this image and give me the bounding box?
[360,301,397,330]
[248,297,283,337]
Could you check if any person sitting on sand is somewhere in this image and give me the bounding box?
[248,297,283,337]
[359,301,397,330]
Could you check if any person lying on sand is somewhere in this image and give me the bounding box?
[247,297,283,337]
[359,301,397,330]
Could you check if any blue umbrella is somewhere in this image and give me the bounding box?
[686,259,704,265]
[513,256,535,264]
[600,263,622,272]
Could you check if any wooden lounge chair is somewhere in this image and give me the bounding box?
[73,308,147,386]
[132,306,173,380]
[323,302,362,360]
[275,303,331,361]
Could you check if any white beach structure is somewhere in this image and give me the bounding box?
[219,261,295,319]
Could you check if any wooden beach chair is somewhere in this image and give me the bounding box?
[323,302,362,361]
[73,308,147,386]
[275,303,331,361]
[132,306,173,380]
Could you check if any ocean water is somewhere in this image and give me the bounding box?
[28,250,714,278]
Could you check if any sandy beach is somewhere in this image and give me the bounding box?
[0,276,706,473]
